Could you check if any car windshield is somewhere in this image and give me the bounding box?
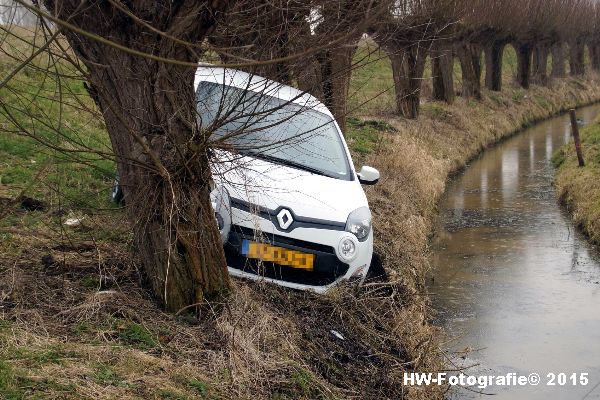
[196,81,352,180]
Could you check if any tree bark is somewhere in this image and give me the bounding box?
[551,42,567,77]
[569,39,586,76]
[485,41,505,91]
[515,42,533,89]
[589,42,600,72]
[44,0,232,312]
[316,45,357,133]
[386,44,427,119]
[431,42,455,104]
[456,42,481,99]
[472,44,482,84]
[532,43,549,85]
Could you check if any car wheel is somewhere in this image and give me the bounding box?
[366,252,387,282]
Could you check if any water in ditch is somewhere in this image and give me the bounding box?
[430,104,600,399]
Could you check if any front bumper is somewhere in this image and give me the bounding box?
[224,223,372,292]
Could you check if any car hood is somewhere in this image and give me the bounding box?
[211,152,367,224]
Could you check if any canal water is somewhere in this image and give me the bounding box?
[430,104,600,399]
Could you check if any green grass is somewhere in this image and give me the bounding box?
[93,364,126,387]
[557,119,600,160]
[188,378,209,397]
[2,346,77,366]
[349,44,395,115]
[554,118,600,245]
[346,117,395,155]
[0,361,21,400]
[116,321,158,350]
[158,389,189,400]
[0,60,115,213]
[0,360,73,399]
[289,367,325,398]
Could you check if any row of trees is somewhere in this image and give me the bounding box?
[371,0,600,119]
[5,0,600,311]
[207,0,600,129]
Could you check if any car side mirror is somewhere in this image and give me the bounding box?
[357,166,380,185]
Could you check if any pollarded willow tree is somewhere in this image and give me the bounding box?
[209,0,386,133]
[208,0,311,86]
[433,0,514,94]
[589,3,600,72]
[425,0,511,100]
[29,0,234,312]
[369,0,457,119]
[509,0,585,88]
[565,0,595,76]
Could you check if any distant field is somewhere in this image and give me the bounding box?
[348,41,520,116]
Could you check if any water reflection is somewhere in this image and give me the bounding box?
[480,167,488,208]
[501,149,519,202]
[545,134,553,161]
[430,105,600,400]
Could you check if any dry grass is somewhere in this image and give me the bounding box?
[0,226,445,399]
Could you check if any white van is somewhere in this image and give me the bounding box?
[196,67,380,293]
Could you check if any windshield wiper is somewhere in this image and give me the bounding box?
[240,151,331,177]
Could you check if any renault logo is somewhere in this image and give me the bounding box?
[276,209,294,230]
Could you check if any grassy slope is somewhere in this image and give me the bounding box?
[554,119,600,245]
[2,36,600,399]
[0,38,443,400]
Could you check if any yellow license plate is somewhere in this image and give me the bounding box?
[242,240,314,270]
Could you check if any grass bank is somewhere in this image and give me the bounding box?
[554,117,600,245]
[2,37,600,399]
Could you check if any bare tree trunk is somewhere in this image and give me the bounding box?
[295,58,325,100]
[44,0,232,312]
[386,45,427,119]
[515,42,533,89]
[589,42,600,72]
[93,60,230,314]
[456,42,481,99]
[472,44,482,84]
[485,41,505,91]
[551,42,567,77]
[431,42,455,104]
[317,46,357,133]
[532,43,549,85]
[569,39,586,76]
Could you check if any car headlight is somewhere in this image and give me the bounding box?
[345,207,372,241]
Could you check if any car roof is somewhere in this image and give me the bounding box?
[194,66,334,118]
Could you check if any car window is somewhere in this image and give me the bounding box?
[196,81,352,180]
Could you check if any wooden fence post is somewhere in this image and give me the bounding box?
[569,109,585,167]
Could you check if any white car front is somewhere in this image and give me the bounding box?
[197,66,379,292]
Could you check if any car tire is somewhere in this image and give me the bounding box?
[366,252,387,282]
